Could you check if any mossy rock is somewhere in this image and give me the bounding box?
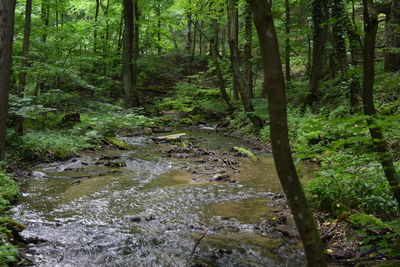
[104,137,129,150]
[105,161,127,168]
[0,217,25,232]
[233,147,258,161]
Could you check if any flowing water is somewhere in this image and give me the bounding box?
[13,130,305,266]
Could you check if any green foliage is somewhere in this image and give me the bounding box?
[155,80,229,121]
[137,55,182,88]
[259,107,400,219]
[75,108,155,136]
[0,244,18,266]
[18,131,93,160]
[0,172,19,214]
[0,172,20,266]
[348,214,400,257]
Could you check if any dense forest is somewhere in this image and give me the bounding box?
[0,0,400,266]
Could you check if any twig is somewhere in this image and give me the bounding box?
[191,228,209,256]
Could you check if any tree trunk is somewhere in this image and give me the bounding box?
[186,14,193,55]
[41,0,50,43]
[156,2,161,54]
[227,0,240,101]
[16,0,33,136]
[211,20,234,114]
[308,0,329,107]
[247,0,327,266]
[122,0,140,107]
[0,0,17,160]
[285,0,291,81]
[331,0,348,75]
[132,0,139,86]
[244,4,254,100]
[94,0,100,53]
[384,0,400,71]
[362,0,400,206]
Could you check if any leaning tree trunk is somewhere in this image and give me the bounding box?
[122,0,140,107]
[308,0,329,108]
[362,0,400,206]
[0,0,17,160]
[247,0,327,266]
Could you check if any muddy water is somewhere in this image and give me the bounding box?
[13,130,305,266]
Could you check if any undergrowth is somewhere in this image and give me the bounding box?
[0,171,20,266]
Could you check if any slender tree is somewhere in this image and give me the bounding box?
[247,0,327,265]
[0,0,17,160]
[227,0,240,101]
[384,0,400,71]
[122,0,140,107]
[211,18,234,113]
[285,0,291,81]
[331,0,348,75]
[16,0,33,136]
[362,0,400,206]
[41,0,50,43]
[94,0,100,53]
[244,3,254,100]
[308,0,329,107]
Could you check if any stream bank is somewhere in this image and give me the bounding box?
[12,129,306,266]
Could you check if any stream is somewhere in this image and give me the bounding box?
[13,130,305,266]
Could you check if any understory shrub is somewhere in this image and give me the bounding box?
[18,131,94,160]
[261,106,400,219]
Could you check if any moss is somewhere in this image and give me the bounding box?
[0,218,25,232]
[104,137,129,150]
[233,147,258,161]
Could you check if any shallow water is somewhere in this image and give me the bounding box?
[13,130,305,266]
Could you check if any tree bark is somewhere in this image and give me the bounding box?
[285,0,291,81]
[211,20,234,114]
[308,0,329,107]
[41,0,50,43]
[156,2,161,54]
[186,14,193,55]
[16,0,33,136]
[384,0,400,71]
[362,0,400,206]
[122,0,140,107]
[94,0,100,53]
[247,0,327,266]
[331,0,348,75]
[244,4,254,100]
[0,0,17,160]
[227,0,240,101]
